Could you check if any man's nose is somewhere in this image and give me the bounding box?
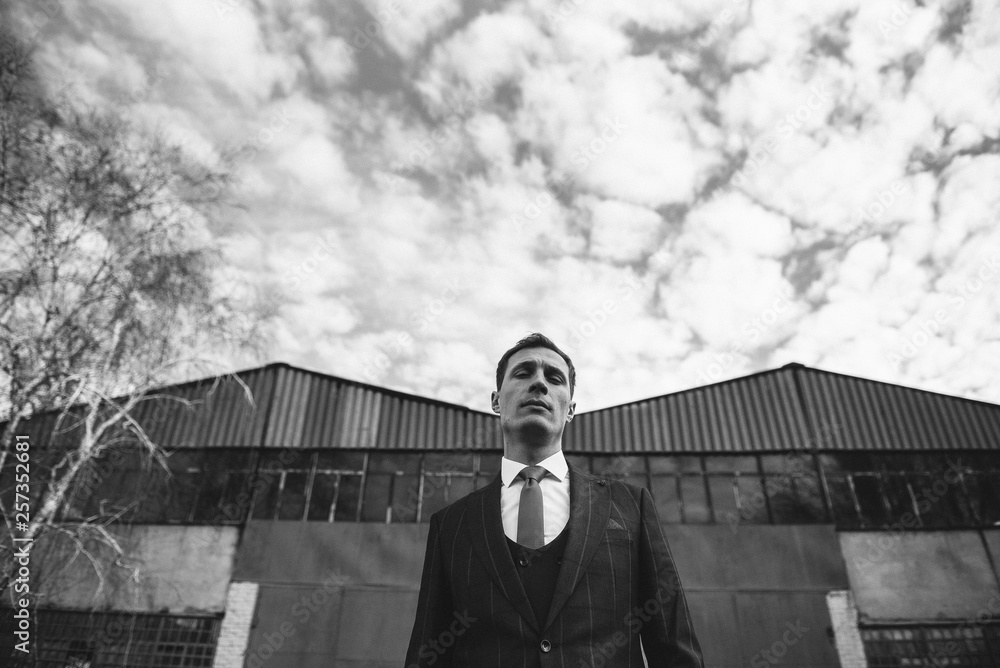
[529,376,549,393]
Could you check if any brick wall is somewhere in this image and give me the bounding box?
[827,590,867,668]
[213,582,260,668]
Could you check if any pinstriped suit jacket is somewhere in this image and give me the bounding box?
[404,464,705,667]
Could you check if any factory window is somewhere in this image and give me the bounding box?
[861,623,1000,667]
[819,452,992,529]
[249,450,364,522]
[418,452,497,522]
[58,448,257,525]
[759,452,827,523]
[367,452,420,522]
[0,608,220,667]
[43,448,999,528]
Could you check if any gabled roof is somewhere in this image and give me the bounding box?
[15,362,1000,453]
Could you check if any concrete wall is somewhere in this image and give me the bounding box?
[233,522,849,668]
[29,524,239,614]
[840,530,1000,622]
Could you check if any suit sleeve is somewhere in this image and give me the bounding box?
[404,511,455,667]
[636,486,705,667]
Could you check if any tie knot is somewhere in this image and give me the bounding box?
[517,465,548,484]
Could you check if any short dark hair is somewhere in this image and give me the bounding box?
[496,333,576,397]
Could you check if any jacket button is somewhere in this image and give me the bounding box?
[518,557,528,567]
[540,639,552,652]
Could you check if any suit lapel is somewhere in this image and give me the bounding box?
[544,464,611,629]
[466,473,541,631]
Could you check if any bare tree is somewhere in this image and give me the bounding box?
[0,26,271,601]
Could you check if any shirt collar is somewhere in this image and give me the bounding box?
[501,450,569,487]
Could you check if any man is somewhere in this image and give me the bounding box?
[405,333,704,667]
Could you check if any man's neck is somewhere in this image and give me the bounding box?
[504,439,562,466]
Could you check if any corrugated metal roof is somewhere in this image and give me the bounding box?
[562,365,814,453]
[794,366,1000,451]
[10,362,1000,453]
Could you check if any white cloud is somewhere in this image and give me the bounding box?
[587,198,662,262]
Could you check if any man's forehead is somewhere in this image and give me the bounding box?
[506,347,569,373]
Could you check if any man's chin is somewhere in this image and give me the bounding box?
[510,415,559,438]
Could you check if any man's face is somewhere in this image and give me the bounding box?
[491,347,576,438]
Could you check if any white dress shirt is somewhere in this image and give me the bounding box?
[500,450,571,546]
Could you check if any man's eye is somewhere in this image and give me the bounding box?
[548,376,563,384]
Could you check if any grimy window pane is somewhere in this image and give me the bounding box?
[368,452,420,474]
[791,474,827,523]
[423,452,474,473]
[219,471,252,523]
[705,456,754,474]
[760,455,788,473]
[651,476,681,523]
[968,473,1000,526]
[193,469,228,521]
[852,474,889,528]
[419,476,451,521]
[647,456,681,474]
[678,456,703,473]
[680,476,711,523]
[278,471,309,520]
[594,455,643,478]
[762,475,797,523]
[478,452,502,475]
[250,473,280,520]
[391,473,420,523]
[316,450,365,471]
[165,471,202,522]
[882,474,915,522]
[308,472,337,521]
[826,476,861,528]
[709,476,739,525]
[361,472,391,522]
[735,474,770,524]
[334,474,361,521]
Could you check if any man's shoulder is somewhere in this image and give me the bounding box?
[427,475,497,526]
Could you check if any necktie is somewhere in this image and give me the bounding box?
[516,465,547,548]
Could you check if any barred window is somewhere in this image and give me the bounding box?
[861,623,1000,667]
[0,608,220,668]
[819,452,992,529]
[49,448,1000,528]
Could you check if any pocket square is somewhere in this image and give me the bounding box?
[607,518,625,530]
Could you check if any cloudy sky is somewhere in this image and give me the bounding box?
[12,0,1000,412]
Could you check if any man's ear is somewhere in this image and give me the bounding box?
[566,401,576,423]
[491,390,500,414]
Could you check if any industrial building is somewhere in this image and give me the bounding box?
[2,361,999,667]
